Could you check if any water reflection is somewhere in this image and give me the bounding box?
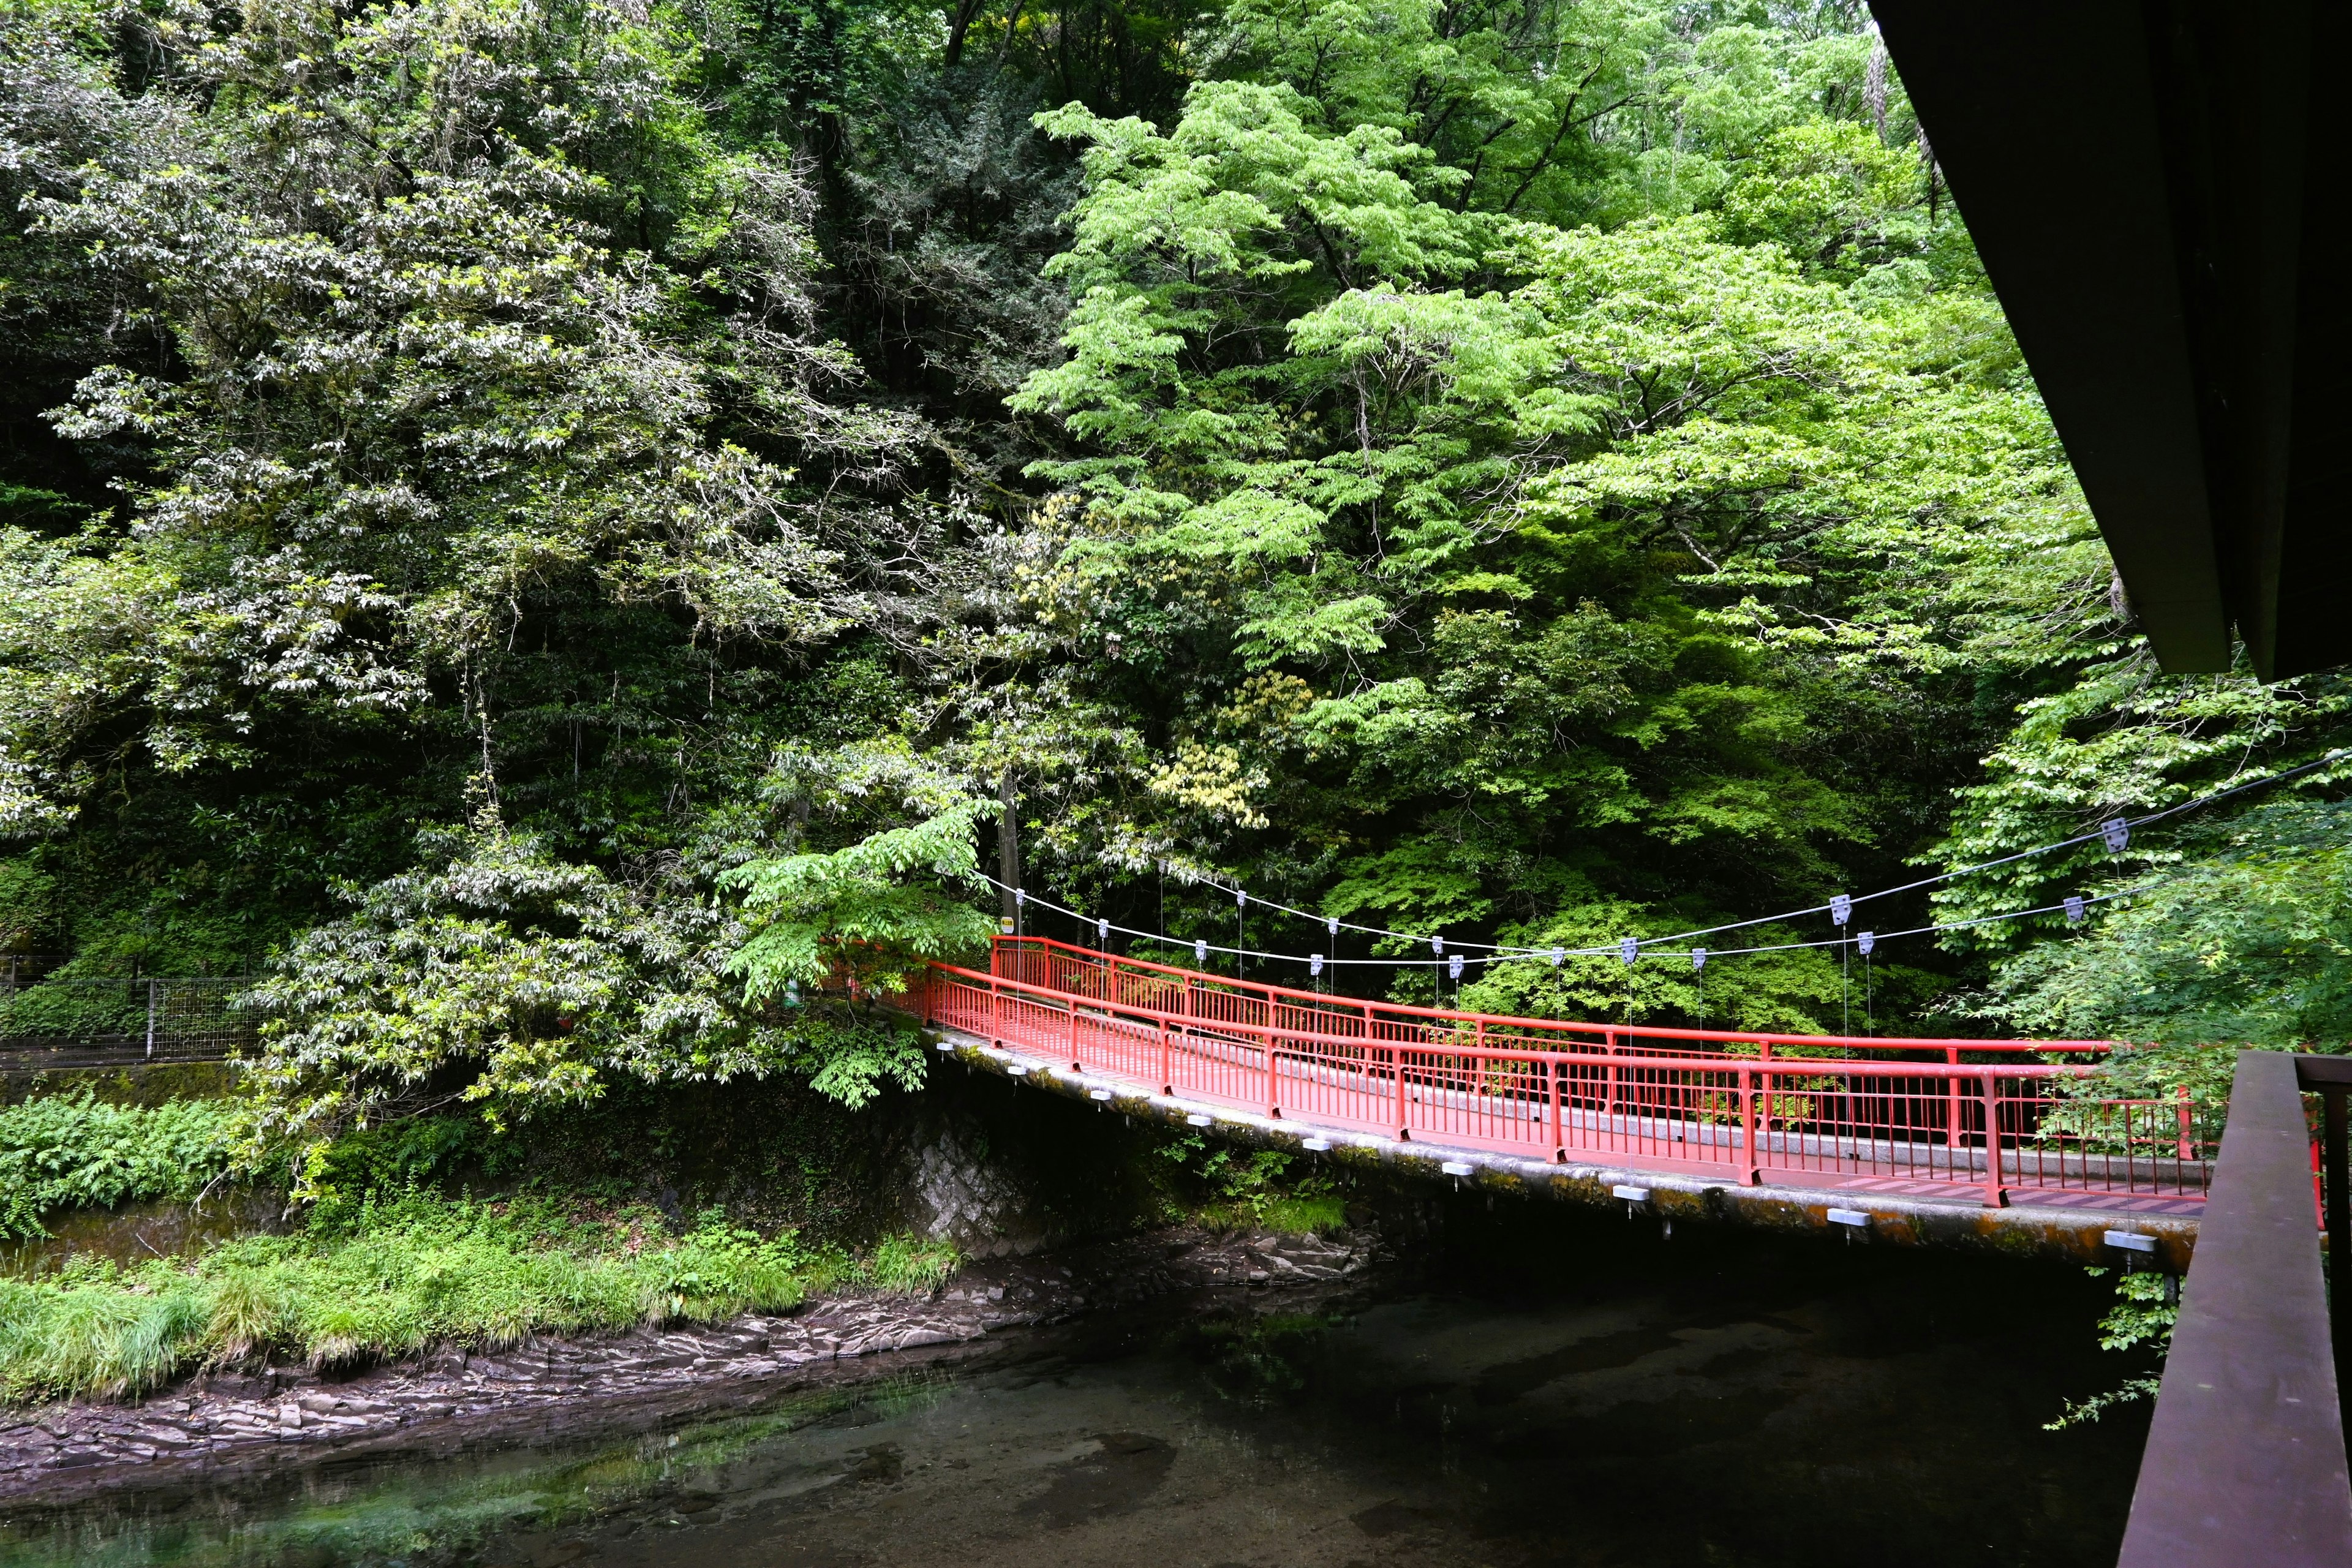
[0,1227,2150,1568]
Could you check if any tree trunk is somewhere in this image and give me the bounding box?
[998,771,1021,925]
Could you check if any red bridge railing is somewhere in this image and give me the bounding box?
[918,936,2213,1208]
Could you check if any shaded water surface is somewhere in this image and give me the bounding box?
[0,1216,2151,1567]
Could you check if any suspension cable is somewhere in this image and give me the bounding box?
[979,873,2152,971]
[1084,746,2342,959]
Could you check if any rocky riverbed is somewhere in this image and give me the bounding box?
[0,1224,1375,1506]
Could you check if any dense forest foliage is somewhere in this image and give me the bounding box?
[3,0,2347,1156]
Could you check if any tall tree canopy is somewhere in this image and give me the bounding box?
[3,0,2344,1154]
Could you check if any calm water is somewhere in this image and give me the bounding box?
[0,1216,2151,1568]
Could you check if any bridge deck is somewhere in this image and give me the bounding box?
[922,938,2213,1216]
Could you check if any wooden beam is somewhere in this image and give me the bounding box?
[2118,1050,2352,1566]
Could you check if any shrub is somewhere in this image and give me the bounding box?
[1155,1132,1343,1233]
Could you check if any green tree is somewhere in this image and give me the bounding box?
[725,801,999,999]
[9,0,2329,1117]
[1992,796,2352,1053]
[243,801,782,1161]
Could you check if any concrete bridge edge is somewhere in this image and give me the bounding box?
[916,1022,2198,1274]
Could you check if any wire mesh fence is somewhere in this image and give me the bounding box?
[0,973,258,1066]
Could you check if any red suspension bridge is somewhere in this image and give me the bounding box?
[918,936,2214,1216]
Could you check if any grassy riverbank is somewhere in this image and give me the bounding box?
[0,1068,984,1412]
[0,1068,1358,1407]
[0,1191,956,1405]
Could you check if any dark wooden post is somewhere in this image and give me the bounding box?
[2117,1050,2352,1566]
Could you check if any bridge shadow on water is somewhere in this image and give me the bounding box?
[1354,1192,2150,1562]
[2,1189,2149,1568]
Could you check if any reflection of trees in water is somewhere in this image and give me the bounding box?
[0,1371,956,1568]
[1180,1307,1347,1404]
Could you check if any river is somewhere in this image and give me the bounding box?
[0,1211,2150,1567]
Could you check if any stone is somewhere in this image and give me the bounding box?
[905,1125,1047,1257]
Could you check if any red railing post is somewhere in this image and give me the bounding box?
[1605,1031,1619,1123]
[1740,1065,1758,1183]
[1472,1018,1488,1141]
[1390,1039,1408,1142]
[1265,1022,1278,1119]
[1946,1046,1963,1155]
[1548,1051,1563,1158]
[1068,994,1080,1069]
[1981,1074,2007,1207]
[2176,1082,2193,1162]
[991,977,1004,1046]
[1159,1017,1172,1095]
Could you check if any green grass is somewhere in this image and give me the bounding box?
[1194,1193,1348,1236]
[0,1193,960,1406]
[865,1231,961,1292]
[1259,1194,1348,1235]
[0,1090,239,1240]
